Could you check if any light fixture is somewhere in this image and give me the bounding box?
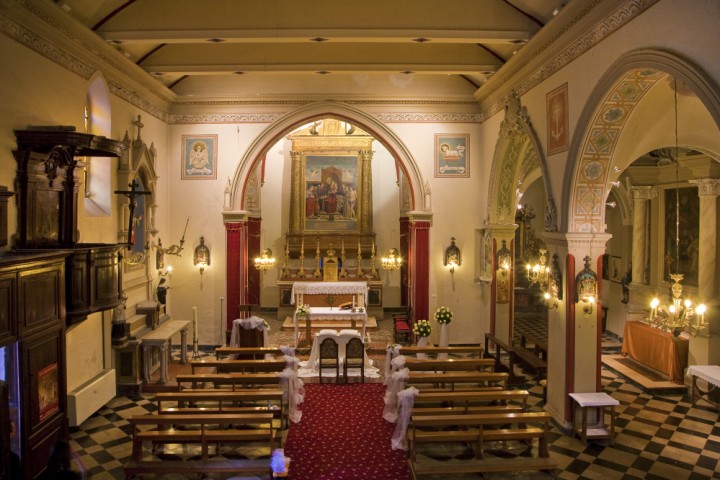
[194,236,210,288]
[254,248,277,271]
[158,265,173,277]
[496,240,511,273]
[381,248,402,270]
[444,237,461,274]
[545,253,563,309]
[525,248,550,288]
[648,77,706,336]
[155,218,190,257]
[575,255,598,316]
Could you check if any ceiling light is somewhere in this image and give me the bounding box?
[310,37,329,42]
[316,71,331,75]
[207,38,226,43]
[412,37,430,43]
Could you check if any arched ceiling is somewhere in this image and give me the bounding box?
[54,0,565,99]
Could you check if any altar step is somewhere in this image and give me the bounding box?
[601,354,688,395]
[281,316,378,331]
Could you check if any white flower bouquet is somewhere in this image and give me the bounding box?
[434,306,453,324]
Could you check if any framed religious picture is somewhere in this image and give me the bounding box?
[546,83,569,155]
[303,154,360,232]
[38,363,60,422]
[181,134,218,180]
[434,134,469,177]
[664,186,699,285]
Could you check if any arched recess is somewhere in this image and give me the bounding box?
[563,49,720,234]
[486,92,557,343]
[228,101,428,212]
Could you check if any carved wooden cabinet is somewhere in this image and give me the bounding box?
[0,252,67,480]
[65,244,122,325]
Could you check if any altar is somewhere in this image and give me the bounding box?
[291,281,368,346]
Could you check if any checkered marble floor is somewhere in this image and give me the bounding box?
[69,314,720,479]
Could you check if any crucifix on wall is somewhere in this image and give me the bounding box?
[115,179,151,249]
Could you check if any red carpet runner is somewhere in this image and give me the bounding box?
[284,383,411,480]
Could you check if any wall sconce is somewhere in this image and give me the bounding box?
[194,236,210,288]
[158,265,173,277]
[444,237,461,274]
[381,248,402,270]
[545,253,562,309]
[254,248,277,271]
[575,255,598,317]
[496,240,511,274]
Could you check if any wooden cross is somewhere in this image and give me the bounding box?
[114,179,151,249]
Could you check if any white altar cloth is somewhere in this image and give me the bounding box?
[290,281,368,303]
[687,365,720,387]
[299,329,379,378]
[294,307,368,346]
[230,316,270,348]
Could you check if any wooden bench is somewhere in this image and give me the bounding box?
[130,413,276,459]
[404,357,495,372]
[406,372,509,391]
[176,373,281,390]
[125,458,271,479]
[484,333,525,385]
[190,358,287,374]
[411,389,530,416]
[512,345,547,381]
[397,345,485,357]
[153,389,286,427]
[407,411,557,478]
[520,333,548,360]
[214,346,285,359]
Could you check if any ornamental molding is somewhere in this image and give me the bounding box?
[477,0,659,119]
[374,113,483,123]
[690,178,720,196]
[630,186,658,200]
[168,112,482,124]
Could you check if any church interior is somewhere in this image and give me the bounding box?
[1,0,719,478]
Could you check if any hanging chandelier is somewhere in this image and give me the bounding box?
[381,248,402,270]
[254,248,277,271]
[648,77,706,336]
[525,248,550,288]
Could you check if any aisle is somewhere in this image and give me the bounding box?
[283,383,410,480]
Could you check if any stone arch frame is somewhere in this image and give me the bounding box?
[487,91,557,231]
[227,101,428,213]
[562,49,720,234]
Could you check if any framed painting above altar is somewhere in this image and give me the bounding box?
[303,154,360,232]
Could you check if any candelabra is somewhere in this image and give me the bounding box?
[649,274,706,336]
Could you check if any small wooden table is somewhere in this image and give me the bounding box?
[569,392,619,445]
[687,365,720,411]
[141,320,190,384]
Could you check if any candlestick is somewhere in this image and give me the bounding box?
[192,306,198,341]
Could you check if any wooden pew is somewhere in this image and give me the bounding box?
[483,333,525,385]
[411,389,530,416]
[406,372,509,391]
[214,346,285,359]
[512,345,547,381]
[153,389,285,427]
[520,333,548,360]
[190,358,287,374]
[125,413,275,478]
[397,345,485,357]
[404,358,495,372]
[175,373,281,390]
[407,412,557,477]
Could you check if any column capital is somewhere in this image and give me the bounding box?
[487,223,518,242]
[407,210,433,225]
[222,210,252,224]
[690,178,720,196]
[631,186,658,200]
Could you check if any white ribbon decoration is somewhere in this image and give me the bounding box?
[384,344,402,382]
[284,354,300,372]
[391,387,419,450]
[382,367,409,423]
[384,355,406,386]
[277,368,303,423]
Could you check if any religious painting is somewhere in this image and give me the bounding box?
[477,228,493,280]
[181,134,217,180]
[38,362,59,422]
[303,155,359,232]
[610,256,623,283]
[435,134,469,177]
[547,83,568,155]
[664,187,699,285]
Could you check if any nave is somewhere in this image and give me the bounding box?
[64,313,719,480]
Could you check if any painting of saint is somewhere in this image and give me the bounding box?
[182,135,217,180]
[304,155,359,232]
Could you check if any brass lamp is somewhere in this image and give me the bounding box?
[444,237,461,274]
[254,248,277,271]
[381,248,402,270]
[575,255,598,316]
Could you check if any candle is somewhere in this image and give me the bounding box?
[192,306,198,341]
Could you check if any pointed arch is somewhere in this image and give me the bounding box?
[563,49,720,233]
[228,101,428,212]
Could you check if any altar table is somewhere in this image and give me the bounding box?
[295,307,368,347]
[141,320,190,384]
[686,365,720,410]
[621,321,688,383]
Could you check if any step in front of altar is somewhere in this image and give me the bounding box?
[282,316,378,331]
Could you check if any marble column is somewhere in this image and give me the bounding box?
[359,150,374,234]
[690,179,720,300]
[289,151,303,233]
[630,186,657,285]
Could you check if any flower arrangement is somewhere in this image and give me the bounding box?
[413,319,432,337]
[434,306,453,324]
[296,304,310,317]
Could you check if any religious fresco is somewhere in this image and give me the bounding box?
[181,134,217,180]
[303,155,359,232]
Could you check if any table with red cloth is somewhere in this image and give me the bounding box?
[621,320,688,383]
